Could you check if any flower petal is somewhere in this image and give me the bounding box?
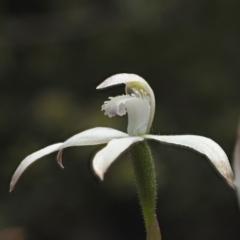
[93,136,144,180]
[233,120,240,203]
[102,95,129,117]
[96,73,148,89]
[145,134,234,187]
[10,143,62,192]
[57,127,128,167]
[60,127,128,147]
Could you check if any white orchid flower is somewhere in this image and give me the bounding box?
[10,73,234,192]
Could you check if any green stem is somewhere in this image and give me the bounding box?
[130,141,161,240]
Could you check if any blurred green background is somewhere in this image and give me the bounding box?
[0,0,240,239]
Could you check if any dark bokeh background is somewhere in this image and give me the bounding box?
[0,0,240,239]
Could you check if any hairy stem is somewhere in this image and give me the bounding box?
[130,141,161,240]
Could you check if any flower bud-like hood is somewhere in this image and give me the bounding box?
[97,73,155,136]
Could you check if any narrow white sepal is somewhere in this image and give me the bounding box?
[10,143,63,192]
[59,127,128,148]
[233,120,240,205]
[97,73,147,89]
[56,127,128,167]
[93,136,144,180]
[145,134,234,187]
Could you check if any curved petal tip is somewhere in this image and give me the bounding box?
[9,143,62,192]
[92,137,144,180]
[145,134,234,187]
[56,150,65,168]
[96,73,147,89]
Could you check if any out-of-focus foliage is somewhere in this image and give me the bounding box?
[0,0,240,239]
